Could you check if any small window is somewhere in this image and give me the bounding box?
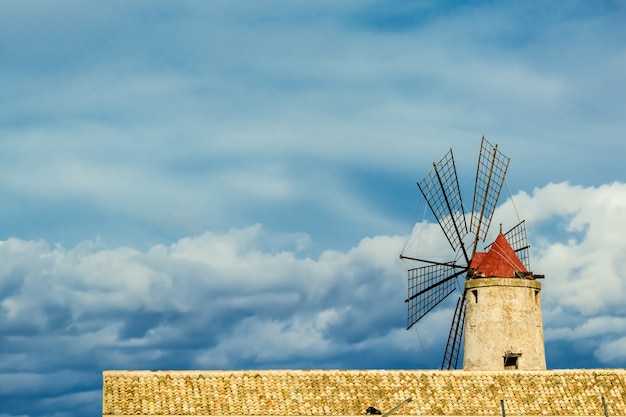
[472,290,478,303]
[504,352,521,370]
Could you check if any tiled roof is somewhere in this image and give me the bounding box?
[103,369,626,416]
[470,233,526,278]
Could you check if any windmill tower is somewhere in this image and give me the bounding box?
[400,137,546,371]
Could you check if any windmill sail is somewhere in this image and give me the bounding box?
[406,264,465,329]
[470,137,510,248]
[417,149,470,264]
[441,291,466,370]
[504,220,530,270]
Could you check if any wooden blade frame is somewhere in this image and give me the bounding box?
[470,137,510,255]
[441,291,466,370]
[504,220,530,270]
[406,264,466,329]
[417,149,470,265]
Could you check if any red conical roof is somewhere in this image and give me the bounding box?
[469,233,527,278]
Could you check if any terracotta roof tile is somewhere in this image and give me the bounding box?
[102,369,626,416]
[470,233,526,278]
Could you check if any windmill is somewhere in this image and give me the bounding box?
[400,137,546,371]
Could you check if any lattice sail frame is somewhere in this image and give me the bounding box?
[417,149,468,257]
[406,264,464,330]
[441,291,466,370]
[505,220,530,270]
[470,137,510,244]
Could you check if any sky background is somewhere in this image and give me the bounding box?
[1,1,626,416]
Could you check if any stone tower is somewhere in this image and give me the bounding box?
[462,233,546,371]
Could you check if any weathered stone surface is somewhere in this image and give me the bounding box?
[463,278,546,371]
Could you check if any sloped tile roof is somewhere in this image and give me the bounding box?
[103,369,626,416]
[470,233,526,278]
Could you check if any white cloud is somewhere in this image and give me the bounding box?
[546,316,626,342]
[523,182,626,315]
[594,336,626,364]
[0,224,410,370]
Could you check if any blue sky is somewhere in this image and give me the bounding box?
[1,1,626,416]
